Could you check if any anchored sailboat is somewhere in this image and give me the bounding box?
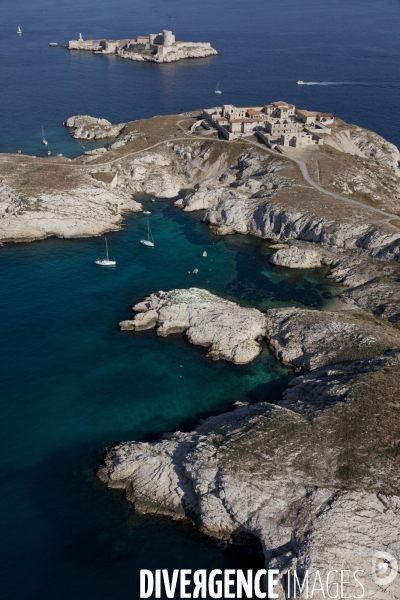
[140,221,154,247]
[95,236,116,266]
[17,26,22,34]
[215,81,222,94]
[42,126,48,146]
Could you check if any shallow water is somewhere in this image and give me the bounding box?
[0,196,339,599]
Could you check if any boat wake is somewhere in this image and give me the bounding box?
[300,81,398,87]
[303,81,362,86]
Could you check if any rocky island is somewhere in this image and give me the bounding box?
[68,30,218,63]
[1,102,400,597]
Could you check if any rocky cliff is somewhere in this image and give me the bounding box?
[65,115,126,140]
[2,111,400,252]
[0,159,142,242]
[100,289,400,598]
[119,44,218,63]
[119,288,267,364]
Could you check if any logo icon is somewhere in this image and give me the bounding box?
[372,551,398,587]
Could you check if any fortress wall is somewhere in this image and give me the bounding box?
[171,42,213,49]
[68,39,102,50]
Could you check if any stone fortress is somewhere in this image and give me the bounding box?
[203,100,334,150]
[68,30,217,63]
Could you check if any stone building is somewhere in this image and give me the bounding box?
[202,100,333,147]
[296,109,316,126]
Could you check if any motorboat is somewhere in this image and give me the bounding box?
[42,126,48,145]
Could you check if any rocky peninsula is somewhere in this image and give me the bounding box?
[101,285,400,598]
[119,288,267,364]
[2,107,400,596]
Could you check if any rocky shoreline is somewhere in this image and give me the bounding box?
[2,110,400,596]
[101,284,400,598]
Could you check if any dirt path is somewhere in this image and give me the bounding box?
[242,138,400,223]
[19,119,400,224]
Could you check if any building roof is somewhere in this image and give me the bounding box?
[319,113,333,118]
[230,118,262,123]
[246,109,263,115]
[297,109,315,117]
[271,101,288,107]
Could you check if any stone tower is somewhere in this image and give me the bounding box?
[162,30,175,46]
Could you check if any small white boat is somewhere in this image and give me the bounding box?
[42,126,48,146]
[47,150,51,156]
[297,80,305,85]
[150,198,155,202]
[215,81,222,94]
[17,26,22,34]
[49,42,58,47]
[193,268,199,274]
[143,210,151,215]
[140,221,155,247]
[202,251,207,257]
[95,236,116,266]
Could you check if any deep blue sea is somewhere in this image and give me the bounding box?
[0,0,399,598]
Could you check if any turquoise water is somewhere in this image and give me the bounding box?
[0,197,338,599]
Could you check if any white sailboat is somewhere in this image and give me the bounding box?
[95,236,116,266]
[140,221,155,247]
[17,26,22,34]
[215,81,222,94]
[42,126,48,146]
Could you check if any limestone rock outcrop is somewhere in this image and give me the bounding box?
[0,171,142,242]
[264,307,400,371]
[119,287,400,374]
[181,153,293,212]
[327,124,400,174]
[65,115,126,140]
[119,44,218,64]
[269,245,323,269]
[119,288,267,364]
[125,152,184,198]
[104,290,400,597]
[99,390,400,599]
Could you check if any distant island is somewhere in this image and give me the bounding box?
[68,30,218,63]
